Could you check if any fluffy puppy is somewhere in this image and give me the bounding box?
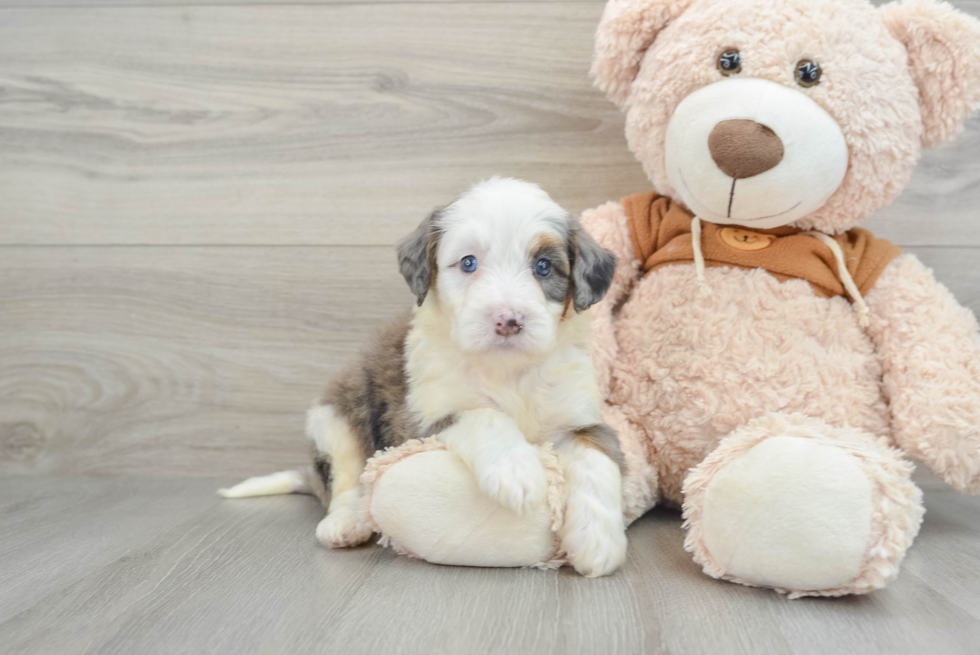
[221,177,626,577]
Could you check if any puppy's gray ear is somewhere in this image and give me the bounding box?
[570,220,616,312]
[397,208,442,306]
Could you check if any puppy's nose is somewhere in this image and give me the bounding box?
[708,119,784,179]
[493,311,524,337]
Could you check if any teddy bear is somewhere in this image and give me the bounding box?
[354,0,980,597]
[575,0,980,596]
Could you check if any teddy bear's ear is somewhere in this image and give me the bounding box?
[591,0,695,108]
[879,0,980,148]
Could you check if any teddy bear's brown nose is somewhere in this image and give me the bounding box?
[708,119,785,179]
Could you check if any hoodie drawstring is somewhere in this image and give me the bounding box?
[802,230,871,327]
[690,218,871,327]
[690,216,713,298]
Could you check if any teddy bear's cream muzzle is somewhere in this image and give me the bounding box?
[665,77,849,230]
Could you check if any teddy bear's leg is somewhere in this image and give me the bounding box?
[602,403,659,524]
[361,439,563,568]
[682,413,923,598]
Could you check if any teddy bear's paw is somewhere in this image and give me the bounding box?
[561,503,627,578]
[939,450,980,495]
[691,435,875,592]
[316,508,373,549]
[683,416,928,597]
[473,441,547,514]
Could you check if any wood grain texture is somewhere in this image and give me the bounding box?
[0,475,978,655]
[0,477,225,624]
[0,3,643,246]
[0,2,977,247]
[2,245,977,478]
[0,246,410,478]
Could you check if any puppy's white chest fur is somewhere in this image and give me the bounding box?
[406,304,604,442]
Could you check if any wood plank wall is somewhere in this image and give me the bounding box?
[1,0,978,478]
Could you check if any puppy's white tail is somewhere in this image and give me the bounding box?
[218,469,312,498]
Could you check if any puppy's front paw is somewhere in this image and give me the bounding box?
[561,502,627,578]
[474,442,547,514]
[316,509,373,549]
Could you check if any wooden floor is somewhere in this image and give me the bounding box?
[0,473,978,655]
[2,0,980,653]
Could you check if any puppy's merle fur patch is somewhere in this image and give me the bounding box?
[310,453,332,506]
[573,423,625,472]
[531,235,572,304]
[532,219,616,313]
[569,219,616,312]
[421,413,458,438]
[318,314,417,458]
[312,313,455,493]
[398,208,443,306]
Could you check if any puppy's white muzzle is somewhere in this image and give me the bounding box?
[665,77,848,229]
[453,280,555,356]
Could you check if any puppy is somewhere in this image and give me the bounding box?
[221,177,626,577]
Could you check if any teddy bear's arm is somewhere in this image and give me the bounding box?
[580,201,643,396]
[864,253,980,494]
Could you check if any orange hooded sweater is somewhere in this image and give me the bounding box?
[622,191,902,301]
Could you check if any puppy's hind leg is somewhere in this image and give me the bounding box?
[307,404,374,549]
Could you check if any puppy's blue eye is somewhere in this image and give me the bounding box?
[460,256,478,273]
[534,259,552,277]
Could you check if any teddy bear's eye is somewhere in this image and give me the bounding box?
[795,60,822,87]
[717,49,741,76]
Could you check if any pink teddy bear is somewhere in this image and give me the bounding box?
[582,0,980,596]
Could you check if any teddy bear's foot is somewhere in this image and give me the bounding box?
[361,439,564,568]
[682,413,924,598]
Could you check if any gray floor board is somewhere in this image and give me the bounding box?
[1,476,979,655]
[0,477,233,624]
